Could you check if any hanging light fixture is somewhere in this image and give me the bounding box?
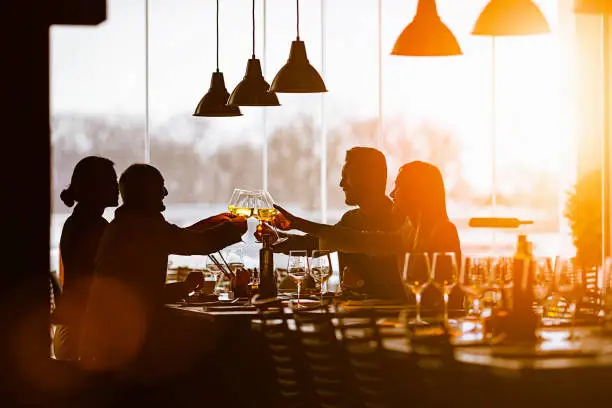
[391,0,462,57]
[193,0,242,117]
[269,0,327,93]
[472,0,550,36]
[227,0,280,106]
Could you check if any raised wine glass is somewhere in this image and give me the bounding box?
[253,190,288,245]
[228,188,254,218]
[431,252,459,327]
[310,250,333,304]
[288,250,310,309]
[402,252,432,326]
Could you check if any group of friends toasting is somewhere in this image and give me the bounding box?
[53,146,461,372]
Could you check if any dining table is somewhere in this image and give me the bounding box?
[164,299,612,408]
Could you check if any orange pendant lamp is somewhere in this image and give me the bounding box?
[472,0,550,36]
[391,0,462,57]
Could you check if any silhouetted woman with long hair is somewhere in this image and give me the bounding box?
[53,156,118,361]
[274,161,461,304]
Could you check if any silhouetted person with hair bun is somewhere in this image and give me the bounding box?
[54,156,119,361]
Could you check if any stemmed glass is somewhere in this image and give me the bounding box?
[223,246,245,273]
[459,256,491,321]
[228,188,255,218]
[254,190,288,245]
[556,258,584,337]
[532,257,555,314]
[402,252,432,326]
[288,250,310,308]
[431,252,458,326]
[310,250,333,304]
[490,256,513,309]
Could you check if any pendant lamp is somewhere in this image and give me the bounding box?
[269,0,327,93]
[472,0,550,36]
[391,0,462,57]
[575,0,612,14]
[193,0,242,117]
[227,0,280,106]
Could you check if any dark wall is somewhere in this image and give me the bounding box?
[0,1,106,405]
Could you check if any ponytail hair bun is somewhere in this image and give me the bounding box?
[60,188,75,207]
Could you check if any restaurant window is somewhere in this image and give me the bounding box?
[50,0,147,273]
[50,0,578,270]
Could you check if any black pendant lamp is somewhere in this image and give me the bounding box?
[193,0,242,117]
[269,0,327,93]
[472,0,550,36]
[391,0,462,57]
[227,0,280,106]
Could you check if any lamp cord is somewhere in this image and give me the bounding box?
[252,0,256,58]
[296,0,300,40]
[216,0,219,71]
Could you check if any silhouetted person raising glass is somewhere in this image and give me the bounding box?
[53,156,119,361]
[273,161,461,308]
[259,147,406,300]
[80,164,247,374]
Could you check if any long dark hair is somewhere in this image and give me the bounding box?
[397,161,449,223]
[61,156,115,207]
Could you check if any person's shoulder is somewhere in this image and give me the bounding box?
[338,208,360,225]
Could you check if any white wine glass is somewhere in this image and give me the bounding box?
[228,188,254,218]
[431,252,458,326]
[310,250,333,303]
[254,190,288,245]
[288,250,310,308]
[402,252,432,326]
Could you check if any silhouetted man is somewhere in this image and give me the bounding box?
[81,164,247,373]
[273,147,406,300]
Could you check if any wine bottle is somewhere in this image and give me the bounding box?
[507,234,538,342]
[259,230,277,299]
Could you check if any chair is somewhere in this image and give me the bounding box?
[292,306,360,408]
[335,309,412,408]
[253,299,314,408]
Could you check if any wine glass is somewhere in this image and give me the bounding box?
[556,258,585,337]
[288,250,310,308]
[532,257,555,313]
[459,256,491,321]
[223,246,245,274]
[402,252,432,326]
[228,188,254,218]
[490,256,513,309]
[431,252,459,326]
[253,190,288,245]
[310,250,333,303]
